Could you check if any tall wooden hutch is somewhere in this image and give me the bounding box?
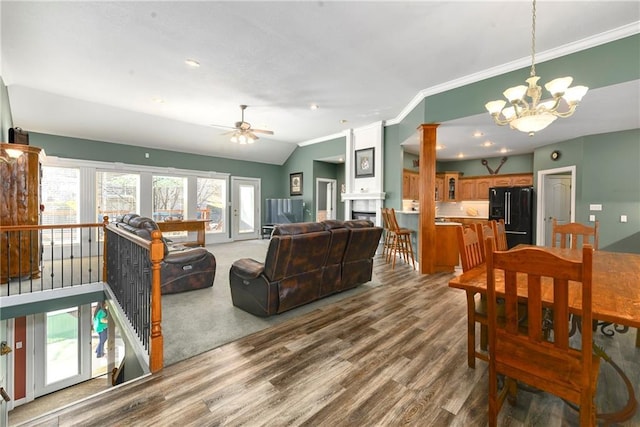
[0,143,42,283]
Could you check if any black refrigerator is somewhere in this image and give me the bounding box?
[488,186,534,248]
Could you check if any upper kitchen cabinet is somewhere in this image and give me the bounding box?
[443,172,460,202]
[435,174,444,201]
[402,169,420,200]
[458,173,534,201]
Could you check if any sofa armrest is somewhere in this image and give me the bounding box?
[231,258,265,280]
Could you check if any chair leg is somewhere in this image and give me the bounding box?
[480,324,488,351]
[405,234,415,269]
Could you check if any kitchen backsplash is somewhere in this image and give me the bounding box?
[436,201,489,218]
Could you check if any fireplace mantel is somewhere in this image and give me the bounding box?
[341,192,386,201]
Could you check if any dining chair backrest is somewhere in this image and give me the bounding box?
[485,237,596,425]
[476,221,497,259]
[380,208,390,231]
[551,218,599,250]
[491,218,509,251]
[456,224,484,272]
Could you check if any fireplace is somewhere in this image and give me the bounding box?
[352,210,377,222]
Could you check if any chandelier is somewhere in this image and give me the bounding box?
[485,0,588,136]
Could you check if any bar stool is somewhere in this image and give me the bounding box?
[386,208,415,270]
[380,208,393,259]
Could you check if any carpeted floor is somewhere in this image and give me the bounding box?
[162,238,382,366]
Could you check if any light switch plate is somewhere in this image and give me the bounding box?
[589,214,596,222]
[621,215,628,223]
[589,204,602,211]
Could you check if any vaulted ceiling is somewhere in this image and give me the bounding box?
[2,1,639,164]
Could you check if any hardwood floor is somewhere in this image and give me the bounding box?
[17,254,640,426]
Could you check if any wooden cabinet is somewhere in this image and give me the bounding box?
[435,225,460,272]
[1,144,42,282]
[443,172,460,202]
[402,169,420,200]
[459,179,477,200]
[435,174,444,201]
[456,173,533,201]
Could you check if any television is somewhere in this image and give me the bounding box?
[264,198,303,224]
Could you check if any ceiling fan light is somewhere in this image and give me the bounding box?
[503,85,528,103]
[544,76,573,96]
[563,85,589,103]
[238,134,247,144]
[230,135,238,143]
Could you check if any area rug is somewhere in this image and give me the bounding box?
[161,239,382,366]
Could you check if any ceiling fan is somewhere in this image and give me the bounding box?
[217,105,274,144]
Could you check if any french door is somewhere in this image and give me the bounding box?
[230,177,260,241]
[34,305,92,397]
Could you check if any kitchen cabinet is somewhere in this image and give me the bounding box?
[457,174,533,201]
[1,143,42,283]
[459,179,477,200]
[443,172,460,202]
[435,174,444,201]
[402,169,420,200]
[435,224,460,272]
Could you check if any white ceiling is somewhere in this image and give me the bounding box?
[2,1,639,165]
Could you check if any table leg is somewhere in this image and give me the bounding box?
[466,291,476,369]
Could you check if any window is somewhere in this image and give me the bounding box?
[96,171,139,222]
[41,166,80,226]
[152,175,187,222]
[196,177,226,233]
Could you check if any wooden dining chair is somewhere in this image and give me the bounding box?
[456,224,488,368]
[485,238,599,427]
[477,220,498,259]
[492,218,508,251]
[552,218,599,250]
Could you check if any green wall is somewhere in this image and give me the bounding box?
[283,136,346,222]
[1,76,13,142]
[533,129,640,252]
[438,153,533,177]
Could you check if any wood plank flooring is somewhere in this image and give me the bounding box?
[16,254,640,426]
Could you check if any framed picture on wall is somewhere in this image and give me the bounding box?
[355,147,375,178]
[290,172,303,196]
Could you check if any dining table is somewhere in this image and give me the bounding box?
[448,246,640,350]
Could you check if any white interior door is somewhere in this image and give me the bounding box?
[231,177,260,241]
[537,166,575,246]
[316,179,336,221]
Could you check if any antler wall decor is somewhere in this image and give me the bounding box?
[481,157,508,175]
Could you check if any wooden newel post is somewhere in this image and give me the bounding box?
[149,229,164,372]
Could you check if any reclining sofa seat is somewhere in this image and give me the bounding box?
[113,214,216,294]
[229,220,382,317]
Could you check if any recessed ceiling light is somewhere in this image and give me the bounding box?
[436,144,446,150]
[457,153,464,158]
[185,59,200,67]
[339,157,344,162]
[473,131,484,138]
[482,141,494,147]
[340,119,348,124]
[152,97,165,104]
[499,148,510,153]
[310,104,319,110]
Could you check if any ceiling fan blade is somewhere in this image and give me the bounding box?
[251,128,274,135]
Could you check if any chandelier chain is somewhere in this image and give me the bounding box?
[530,0,537,77]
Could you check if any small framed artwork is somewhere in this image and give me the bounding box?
[355,147,375,178]
[290,172,303,196]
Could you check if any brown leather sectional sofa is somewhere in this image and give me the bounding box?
[229,220,382,316]
[113,214,216,295]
